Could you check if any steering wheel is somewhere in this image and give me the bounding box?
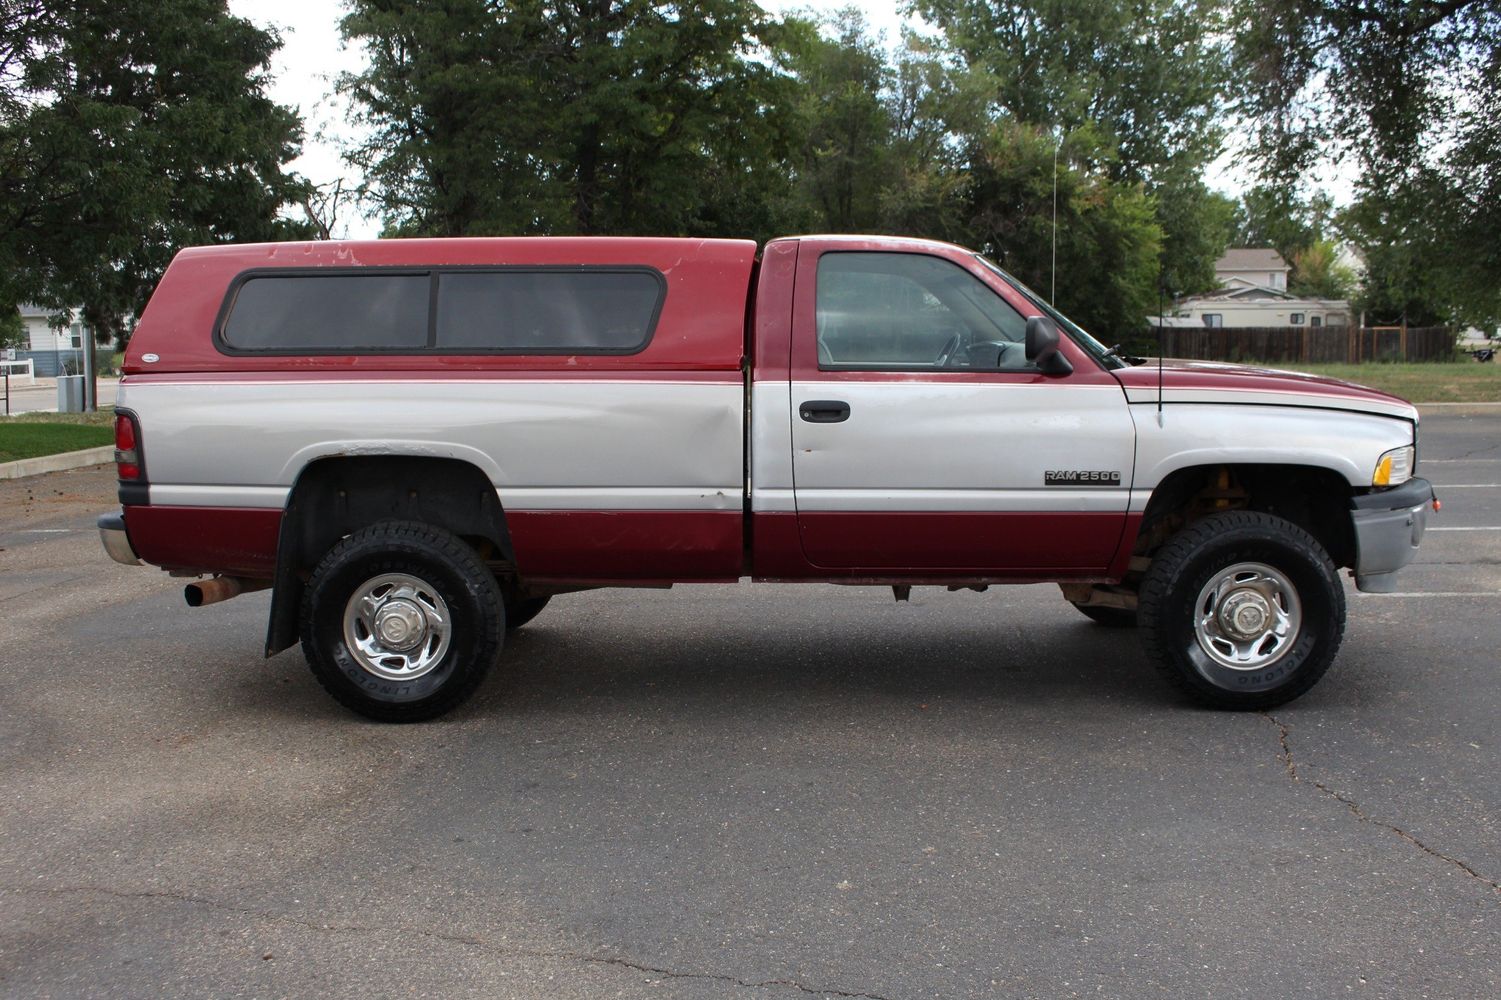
[934,332,962,367]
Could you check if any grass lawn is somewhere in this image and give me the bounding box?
[1284,361,1501,403]
[0,410,115,463]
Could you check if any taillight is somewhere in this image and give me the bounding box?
[115,412,141,480]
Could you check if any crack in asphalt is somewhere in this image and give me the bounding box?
[0,884,896,999]
[1444,441,1501,461]
[1261,713,1501,895]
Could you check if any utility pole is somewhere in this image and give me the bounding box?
[82,318,97,412]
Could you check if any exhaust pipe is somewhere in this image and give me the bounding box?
[184,576,270,608]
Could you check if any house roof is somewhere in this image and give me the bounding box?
[1216,248,1288,272]
[1199,282,1295,301]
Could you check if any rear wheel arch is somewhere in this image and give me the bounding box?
[265,455,515,657]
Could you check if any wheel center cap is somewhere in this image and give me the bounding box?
[374,599,426,651]
[1219,590,1271,638]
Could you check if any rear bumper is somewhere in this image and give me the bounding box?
[98,512,141,567]
[1350,478,1434,593]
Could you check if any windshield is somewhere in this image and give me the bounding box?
[973,254,1126,370]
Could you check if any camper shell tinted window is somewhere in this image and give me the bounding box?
[216,267,666,355]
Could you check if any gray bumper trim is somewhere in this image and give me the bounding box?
[98,512,141,567]
[1351,479,1434,593]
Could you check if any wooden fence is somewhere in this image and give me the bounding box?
[1158,326,1454,365]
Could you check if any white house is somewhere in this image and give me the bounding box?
[1216,248,1290,292]
[1157,249,1352,329]
[15,304,92,376]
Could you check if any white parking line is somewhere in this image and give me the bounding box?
[1424,458,1501,463]
[1432,484,1501,488]
[1429,526,1501,531]
[1355,592,1501,597]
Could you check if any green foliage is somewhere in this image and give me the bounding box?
[0,1,312,341]
[913,0,1229,183]
[341,0,800,240]
[1289,239,1355,300]
[1233,0,1501,328]
[906,0,1229,334]
[777,11,896,233]
[1153,169,1236,297]
[958,124,1162,341]
[0,308,23,352]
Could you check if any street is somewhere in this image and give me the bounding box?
[0,407,1497,999]
[0,376,119,417]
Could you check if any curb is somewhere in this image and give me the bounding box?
[0,446,114,481]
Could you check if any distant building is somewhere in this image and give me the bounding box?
[1216,248,1291,292]
[1154,249,1352,329]
[15,304,92,377]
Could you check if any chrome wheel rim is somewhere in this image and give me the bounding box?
[1192,562,1302,671]
[342,573,451,682]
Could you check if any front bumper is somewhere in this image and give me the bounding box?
[98,512,141,567]
[1350,477,1434,593]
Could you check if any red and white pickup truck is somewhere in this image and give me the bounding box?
[99,235,1435,721]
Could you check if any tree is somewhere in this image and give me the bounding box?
[1153,167,1236,297]
[1288,239,1355,300]
[778,11,895,233]
[905,1,1230,334]
[1234,0,1501,327]
[0,308,23,353]
[0,0,312,343]
[912,0,1229,183]
[342,0,801,240]
[964,124,1163,342]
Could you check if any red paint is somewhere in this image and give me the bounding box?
[1107,513,1145,578]
[123,370,743,385]
[1111,360,1411,408]
[125,505,281,577]
[750,512,1129,581]
[751,239,797,382]
[124,237,757,375]
[795,511,1128,573]
[506,510,744,583]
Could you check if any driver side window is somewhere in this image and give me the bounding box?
[815,251,1030,370]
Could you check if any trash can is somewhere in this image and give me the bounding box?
[57,375,85,413]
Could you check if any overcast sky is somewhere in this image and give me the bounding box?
[226,1,1280,239]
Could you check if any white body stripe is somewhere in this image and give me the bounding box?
[750,380,795,512]
[1121,383,1419,420]
[120,379,744,510]
[1127,402,1416,510]
[789,381,1135,511]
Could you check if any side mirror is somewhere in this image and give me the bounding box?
[1024,316,1073,376]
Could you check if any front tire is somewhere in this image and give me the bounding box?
[503,594,551,630]
[301,521,504,722]
[1138,511,1344,710]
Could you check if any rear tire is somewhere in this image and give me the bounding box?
[1138,511,1344,710]
[300,521,504,722]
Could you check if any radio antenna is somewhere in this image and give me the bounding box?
[1156,277,1165,427]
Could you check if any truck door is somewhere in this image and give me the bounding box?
[789,245,1135,574]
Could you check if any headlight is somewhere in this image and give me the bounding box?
[1373,445,1415,487]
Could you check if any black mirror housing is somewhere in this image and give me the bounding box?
[1024,316,1073,376]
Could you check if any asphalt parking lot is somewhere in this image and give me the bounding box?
[1,407,1497,999]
